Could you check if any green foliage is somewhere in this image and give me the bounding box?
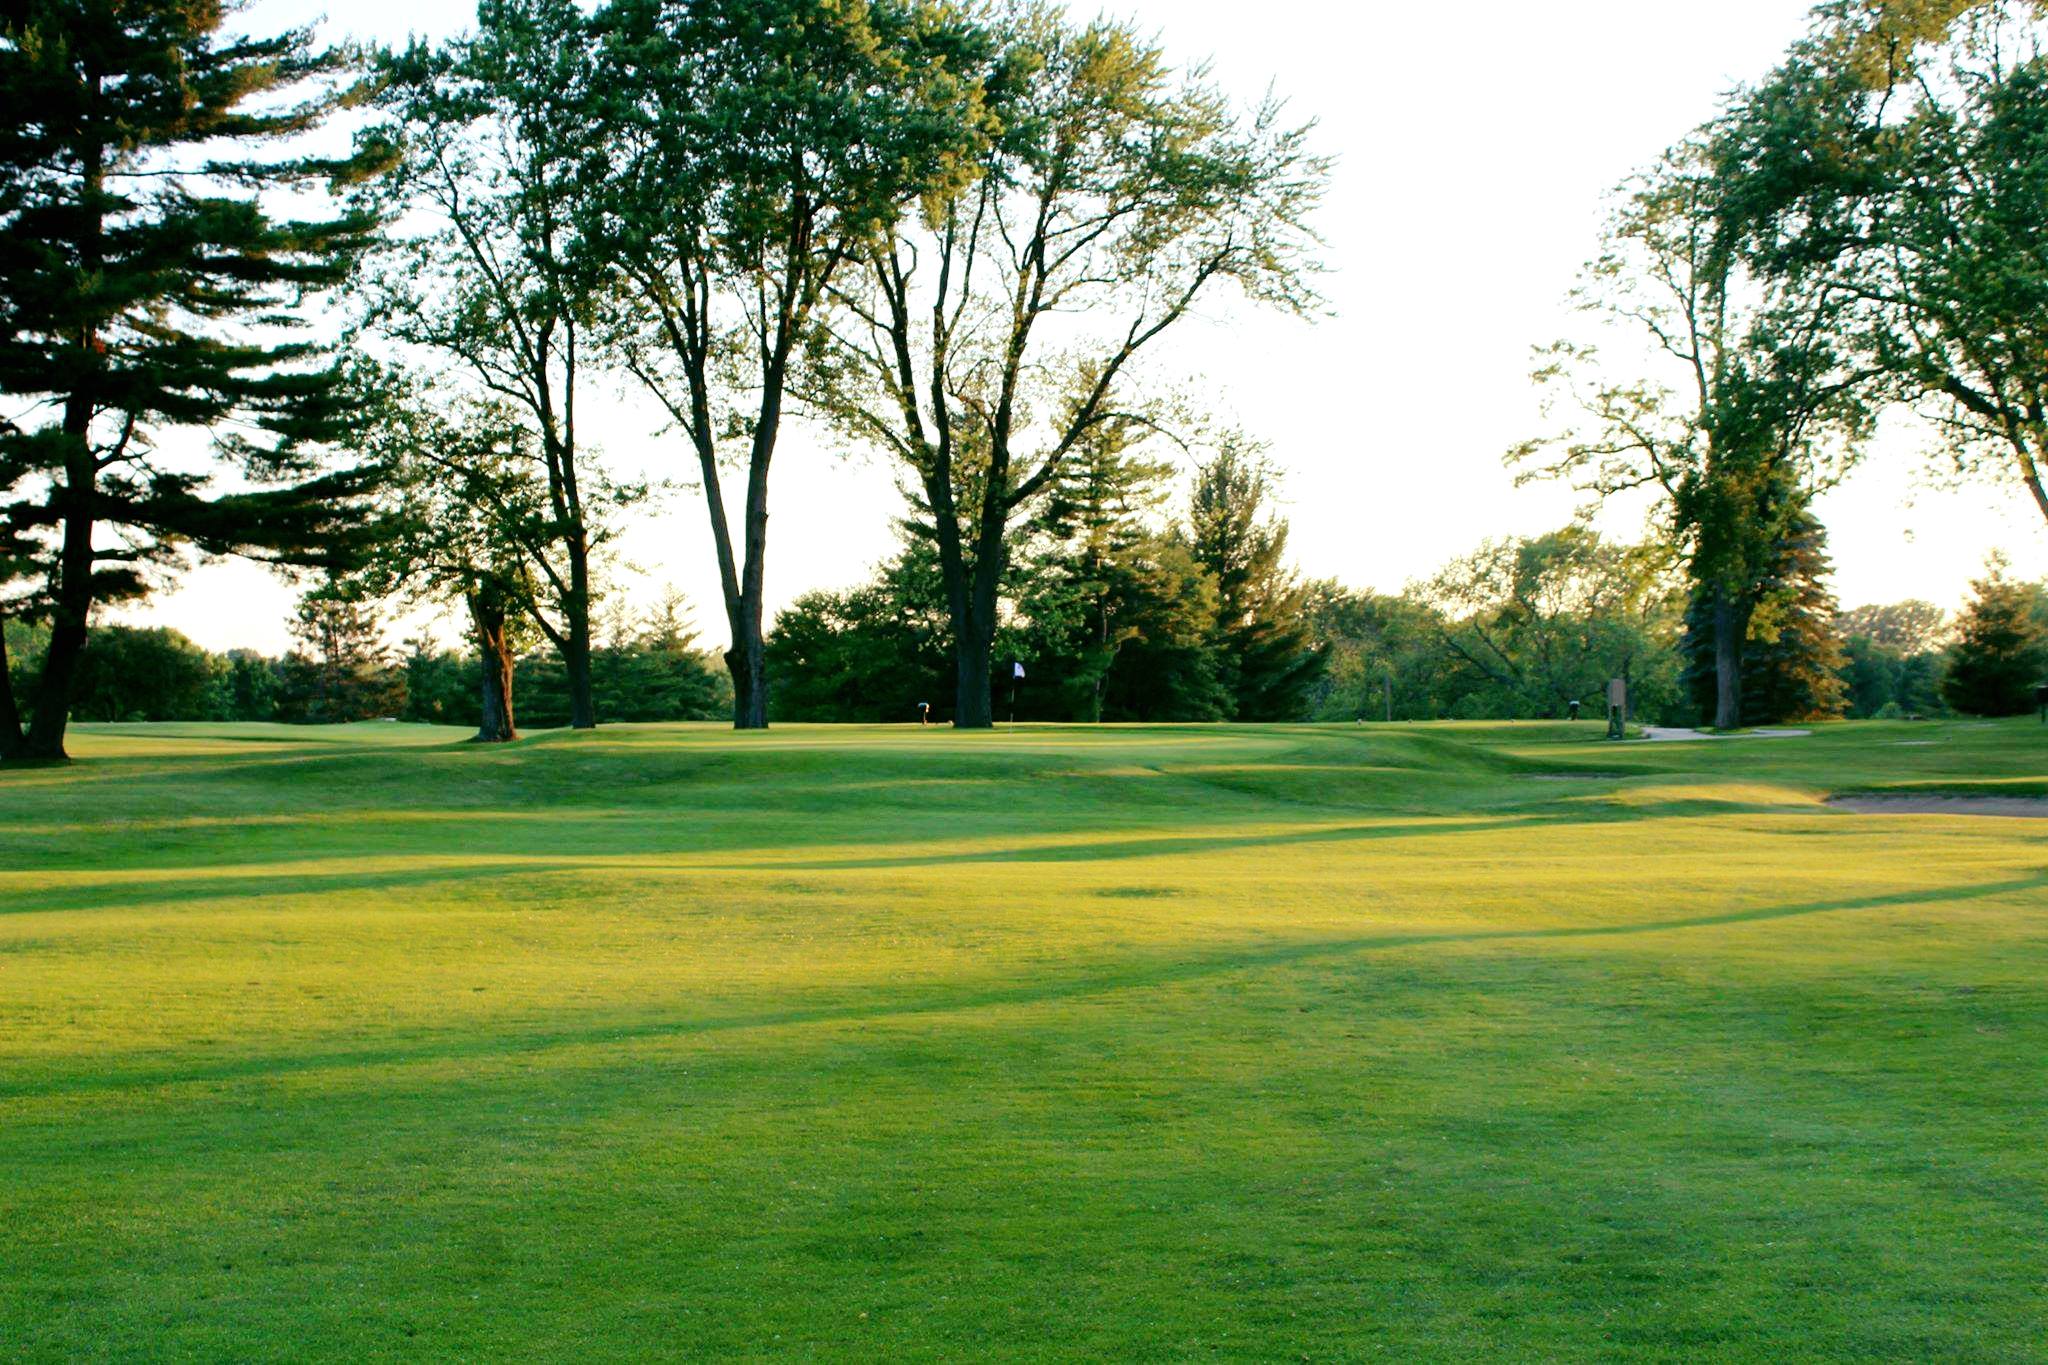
[1942,555,2048,715]
[276,594,408,725]
[516,596,730,727]
[1017,426,1226,722]
[67,627,224,724]
[1516,131,1882,729]
[1683,510,1849,724]
[370,0,631,730]
[808,7,1329,725]
[400,645,480,727]
[0,0,389,758]
[1718,3,2048,527]
[592,0,995,727]
[218,651,285,724]
[1181,442,1324,721]
[1837,600,1950,655]
[1421,527,1686,721]
[1304,586,1463,722]
[1837,600,1953,719]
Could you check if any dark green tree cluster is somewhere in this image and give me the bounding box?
[769,444,1319,723]
[1941,555,2048,716]
[5,589,728,729]
[1836,600,1950,718]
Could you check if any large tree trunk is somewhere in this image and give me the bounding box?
[953,622,994,729]
[950,526,1003,729]
[720,469,769,731]
[471,596,517,743]
[726,630,768,730]
[1711,594,1749,731]
[23,426,96,763]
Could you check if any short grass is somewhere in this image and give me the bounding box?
[4,717,2048,1361]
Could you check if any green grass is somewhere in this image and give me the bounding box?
[4,717,2047,1360]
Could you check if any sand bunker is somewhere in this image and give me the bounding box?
[1640,726,1812,743]
[1828,795,2048,818]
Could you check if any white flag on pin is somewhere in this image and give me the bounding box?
[1013,661,1026,679]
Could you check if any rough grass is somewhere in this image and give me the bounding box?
[4,718,2047,1361]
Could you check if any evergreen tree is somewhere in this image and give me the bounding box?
[0,1,389,761]
[1942,554,2048,716]
[278,595,406,724]
[1182,443,1323,721]
[1737,510,1848,722]
[1021,425,1216,722]
[1683,508,1848,724]
[1092,539,1228,723]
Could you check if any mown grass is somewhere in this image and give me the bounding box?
[4,717,2047,1360]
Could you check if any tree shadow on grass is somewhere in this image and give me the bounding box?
[11,870,2042,1102]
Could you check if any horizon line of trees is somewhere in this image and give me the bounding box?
[4,0,2047,761]
[25,468,2046,729]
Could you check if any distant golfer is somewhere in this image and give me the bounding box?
[916,701,931,727]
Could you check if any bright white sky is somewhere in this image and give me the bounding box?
[134,0,2048,654]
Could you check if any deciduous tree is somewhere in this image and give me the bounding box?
[813,9,1327,727]
[594,0,990,728]
[1514,139,1879,728]
[1718,1,2048,528]
[370,0,617,730]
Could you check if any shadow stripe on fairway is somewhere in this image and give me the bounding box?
[6,871,2042,1103]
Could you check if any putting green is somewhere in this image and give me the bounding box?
[4,719,2046,1359]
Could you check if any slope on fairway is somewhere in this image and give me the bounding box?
[3,719,2046,1360]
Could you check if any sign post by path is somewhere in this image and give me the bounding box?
[1606,678,1627,741]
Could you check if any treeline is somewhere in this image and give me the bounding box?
[766,448,2048,726]
[0,0,1332,759]
[7,2,2048,761]
[4,595,727,728]
[30,507,2044,727]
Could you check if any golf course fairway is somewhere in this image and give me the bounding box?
[4,719,2046,1359]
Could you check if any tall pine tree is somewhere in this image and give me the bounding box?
[0,1,388,760]
[1182,442,1323,721]
[1022,423,1222,722]
[1943,554,2048,717]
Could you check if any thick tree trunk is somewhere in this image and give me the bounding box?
[471,597,517,743]
[953,624,994,729]
[947,496,1009,729]
[951,538,1003,730]
[1711,594,1748,731]
[23,422,96,763]
[725,627,768,730]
